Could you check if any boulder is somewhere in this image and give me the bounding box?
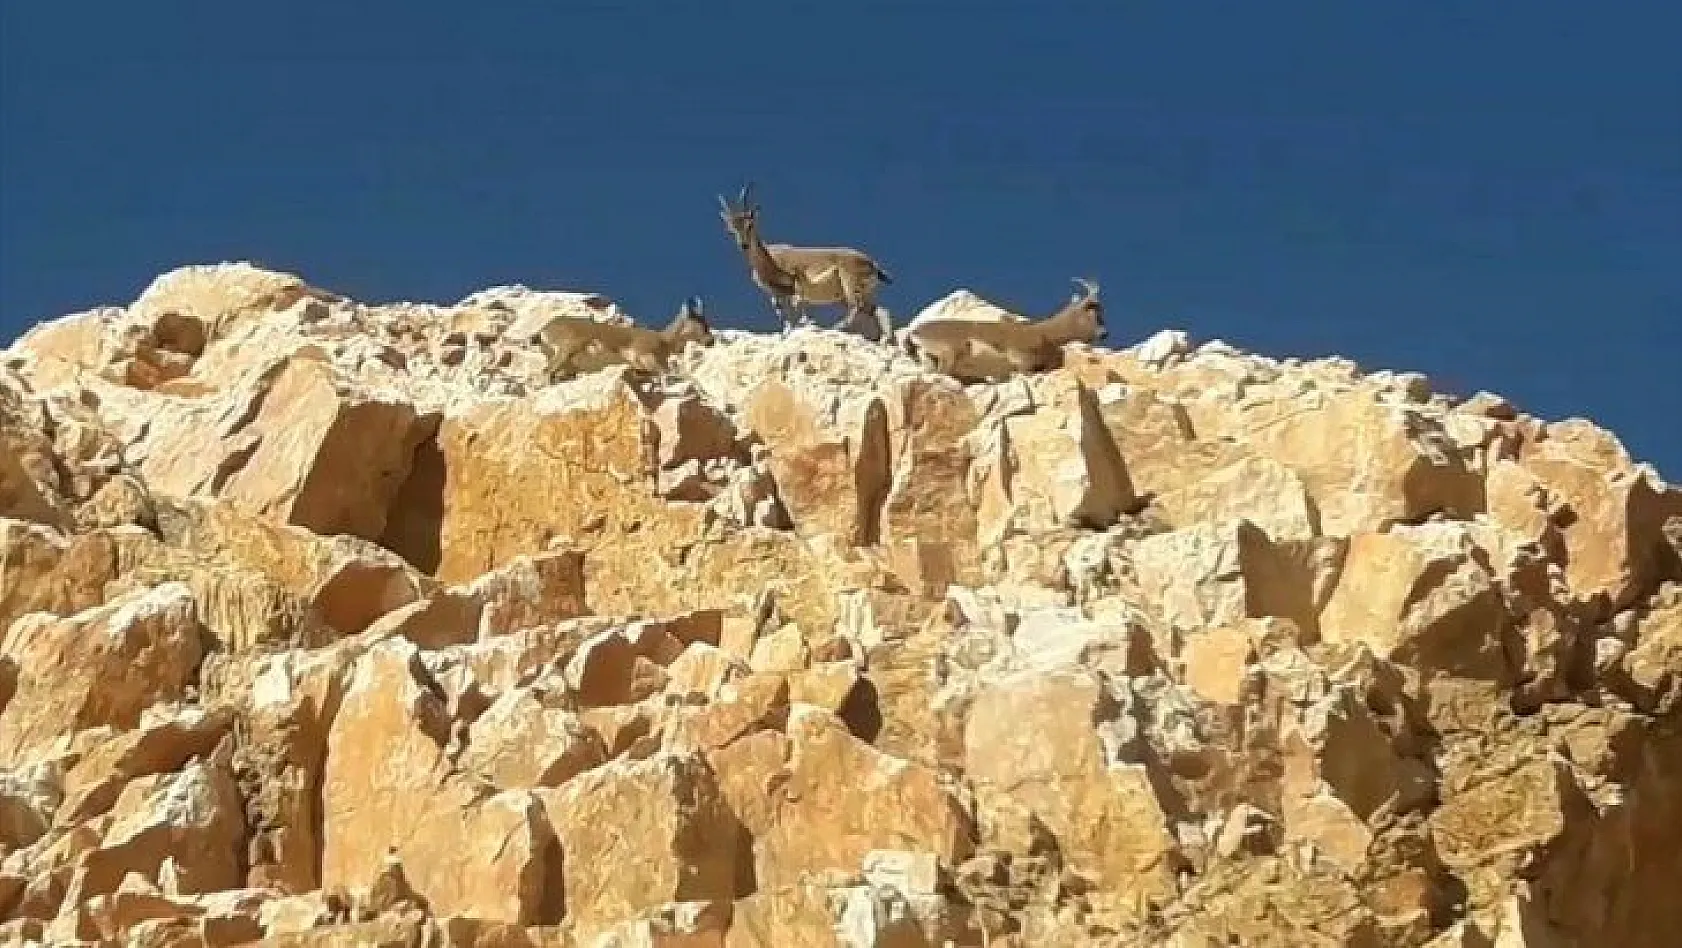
[0,583,204,766]
[963,670,1181,915]
[755,706,972,890]
[538,751,741,931]
[319,641,555,923]
[138,353,427,542]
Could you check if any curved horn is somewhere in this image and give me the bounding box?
[739,182,753,205]
[718,194,733,212]
[1072,277,1100,298]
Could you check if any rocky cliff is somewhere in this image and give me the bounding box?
[1,262,1680,947]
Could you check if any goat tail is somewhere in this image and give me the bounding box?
[874,263,894,285]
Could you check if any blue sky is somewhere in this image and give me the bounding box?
[3,2,1678,474]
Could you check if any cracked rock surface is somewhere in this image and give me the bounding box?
[2,263,1680,945]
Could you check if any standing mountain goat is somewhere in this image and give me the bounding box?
[903,278,1106,380]
[718,183,896,343]
[537,296,714,380]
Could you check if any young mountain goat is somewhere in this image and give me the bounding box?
[537,296,714,380]
[903,278,1105,380]
[718,183,895,343]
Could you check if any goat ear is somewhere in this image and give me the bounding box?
[718,194,733,213]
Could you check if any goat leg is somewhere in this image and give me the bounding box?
[873,306,895,347]
[771,296,795,335]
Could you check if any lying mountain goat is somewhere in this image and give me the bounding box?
[718,183,895,343]
[537,296,714,380]
[903,279,1106,380]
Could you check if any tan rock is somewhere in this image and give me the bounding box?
[0,762,59,851]
[128,262,334,342]
[11,268,1682,944]
[1319,523,1511,683]
[976,374,1134,544]
[1428,751,1621,939]
[578,702,658,760]
[255,891,333,935]
[665,674,789,752]
[428,375,841,630]
[785,662,868,725]
[7,307,120,390]
[1179,624,1257,705]
[665,642,750,700]
[81,884,210,943]
[1485,459,1559,558]
[466,549,589,638]
[756,706,971,890]
[75,472,159,532]
[646,388,742,472]
[740,379,890,548]
[1622,595,1682,712]
[1131,518,1341,641]
[431,371,677,583]
[227,643,354,895]
[1281,790,1373,875]
[321,640,554,923]
[136,500,432,647]
[461,686,605,789]
[389,785,557,925]
[727,879,958,948]
[1280,685,1412,823]
[138,353,427,542]
[907,287,1025,328]
[747,622,809,674]
[0,381,72,529]
[17,294,214,394]
[1239,389,1485,536]
[0,519,132,632]
[257,911,429,947]
[963,670,1180,916]
[538,751,741,931]
[0,582,204,766]
[564,627,644,707]
[67,742,247,902]
[56,705,233,825]
[1153,454,1319,543]
[669,530,843,642]
[563,898,731,947]
[881,378,985,593]
[1094,380,1241,496]
[361,591,481,650]
[705,729,790,839]
[1512,420,1682,613]
[1165,855,1380,947]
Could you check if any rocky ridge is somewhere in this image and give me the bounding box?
[1,261,1679,946]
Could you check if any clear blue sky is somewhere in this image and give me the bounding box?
[3,3,1678,474]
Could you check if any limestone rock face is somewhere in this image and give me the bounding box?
[538,751,741,931]
[137,353,429,543]
[963,670,1181,919]
[754,706,973,891]
[0,582,205,766]
[318,641,556,924]
[1,263,1679,944]
[1509,421,1682,615]
[1319,523,1510,679]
